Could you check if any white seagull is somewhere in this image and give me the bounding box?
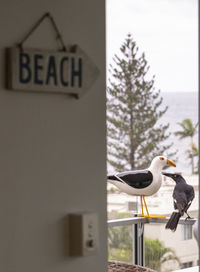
[107,156,176,218]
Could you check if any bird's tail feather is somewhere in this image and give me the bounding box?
[165,212,181,231]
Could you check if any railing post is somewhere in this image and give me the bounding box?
[132,215,144,266]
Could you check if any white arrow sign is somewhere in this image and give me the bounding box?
[6,46,100,98]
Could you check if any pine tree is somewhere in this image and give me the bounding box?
[107,34,173,172]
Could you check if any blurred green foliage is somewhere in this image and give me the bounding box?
[108,213,180,271]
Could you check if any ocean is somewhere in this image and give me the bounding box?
[159,92,198,174]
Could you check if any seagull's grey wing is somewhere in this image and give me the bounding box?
[117,170,153,189]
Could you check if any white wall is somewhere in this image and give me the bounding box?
[145,223,198,270]
[0,1,107,271]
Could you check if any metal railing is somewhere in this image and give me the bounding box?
[108,216,196,267]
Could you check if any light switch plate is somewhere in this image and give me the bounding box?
[69,212,99,256]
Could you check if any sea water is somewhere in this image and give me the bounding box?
[159,92,198,174]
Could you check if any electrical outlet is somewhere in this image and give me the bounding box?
[69,212,99,256]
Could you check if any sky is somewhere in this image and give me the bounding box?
[106,0,198,93]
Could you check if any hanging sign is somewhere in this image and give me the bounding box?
[6,13,99,98]
[6,46,99,98]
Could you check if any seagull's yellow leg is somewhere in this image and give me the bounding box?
[137,196,145,217]
[143,196,150,217]
[143,196,166,219]
[140,195,144,217]
[138,195,166,218]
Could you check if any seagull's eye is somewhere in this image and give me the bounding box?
[160,157,164,160]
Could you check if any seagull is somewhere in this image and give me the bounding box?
[107,156,176,218]
[162,172,195,231]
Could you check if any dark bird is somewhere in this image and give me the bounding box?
[162,172,195,231]
[107,156,176,218]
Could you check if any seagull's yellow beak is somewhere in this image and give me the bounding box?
[167,159,176,167]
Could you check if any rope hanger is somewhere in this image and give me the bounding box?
[17,12,67,52]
